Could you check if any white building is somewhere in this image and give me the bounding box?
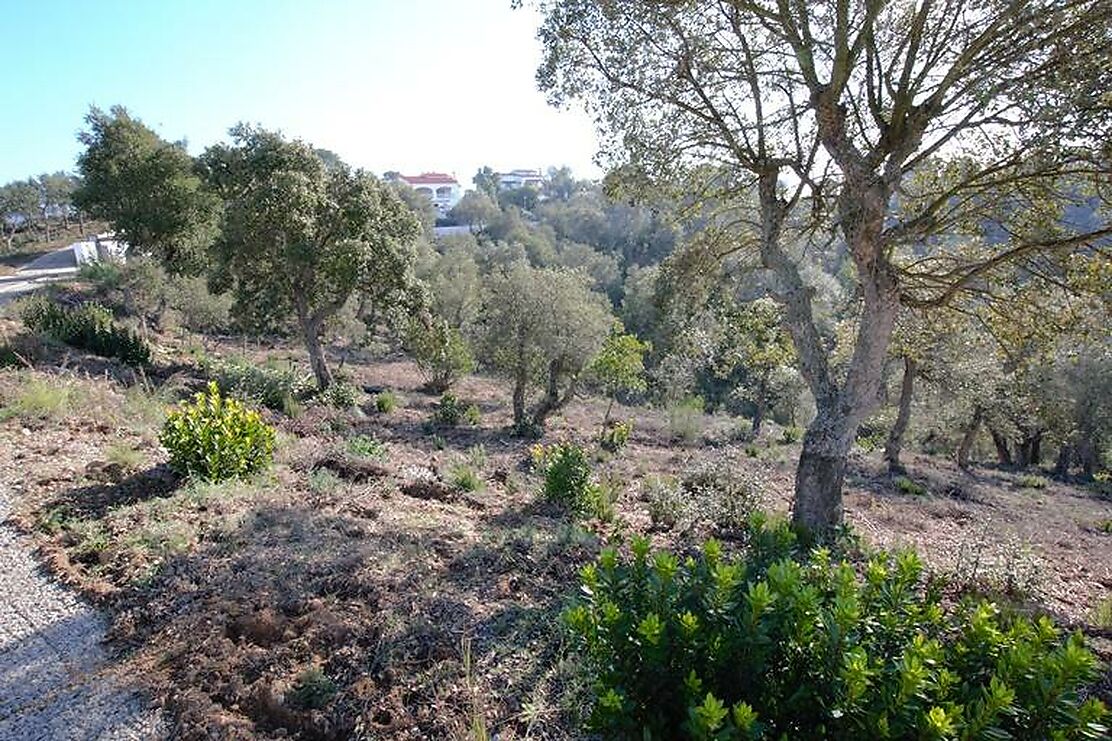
[397,172,464,217]
[497,169,545,190]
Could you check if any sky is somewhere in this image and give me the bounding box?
[0,0,602,184]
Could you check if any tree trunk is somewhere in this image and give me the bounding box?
[990,428,1013,466]
[794,408,853,534]
[1015,429,1042,468]
[957,407,983,470]
[883,357,917,474]
[751,400,766,437]
[1054,443,1072,479]
[512,365,527,430]
[301,317,332,390]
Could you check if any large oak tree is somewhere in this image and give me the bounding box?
[536,0,1112,533]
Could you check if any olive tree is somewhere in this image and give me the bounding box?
[479,260,612,431]
[536,0,1112,533]
[201,125,421,389]
[74,106,219,274]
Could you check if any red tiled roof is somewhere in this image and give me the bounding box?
[399,172,458,185]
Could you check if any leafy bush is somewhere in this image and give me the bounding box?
[536,442,610,518]
[644,452,761,534]
[347,434,386,460]
[600,419,633,452]
[432,392,479,427]
[894,475,928,496]
[205,357,314,414]
[160,382,276,482]
[21,296,150,366]
[565,521,1109,739]
[321,380,358,409]
[374,390,397,413]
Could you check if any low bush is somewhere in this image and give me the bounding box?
[321,380,358,409]
[287,668,337,710]
[160,382,276,482]
[347,434,386,460]
[406,318,475,393]
[600,419,633,452]
[893,475,928,496]
[643,451,761,534]
[431,392,480,427]
[1018,473,1049,490]
[565,520,1109,739]
[535,442,611,519]
[0,374,77,422]
[205,357,314,414]
[374,390,397,413]
[21,296,150,366]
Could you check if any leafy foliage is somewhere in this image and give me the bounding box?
[600,420,633,452]
[160,382,275,482]
[535,442,610,518]
[347,434,386,460]
[405,318,475,393]
[431,392,480,427]
[21,296,150,366]
[204,356,314,414]
[374,390,398,414]
[565,521,1109,739]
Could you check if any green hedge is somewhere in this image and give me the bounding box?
[21,296,150,366]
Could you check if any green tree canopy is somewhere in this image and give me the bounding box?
[201,124,422,389]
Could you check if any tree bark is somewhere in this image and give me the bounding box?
[883,357,917,474]
[794,408,854,533]
[957,407,983,470]
[301,317,332,390]
[990,428,1013,466]
[1054,443,1072,479]
[751,400,766,437]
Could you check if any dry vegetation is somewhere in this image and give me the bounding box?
[1,313,1110,738]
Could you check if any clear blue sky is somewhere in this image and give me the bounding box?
[0,0,601,184]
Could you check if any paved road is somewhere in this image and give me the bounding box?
[0,487,166,740]
[0,246,79,305]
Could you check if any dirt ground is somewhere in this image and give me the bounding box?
[1,325,1110,739]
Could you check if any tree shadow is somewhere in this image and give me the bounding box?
[47,464,181,520]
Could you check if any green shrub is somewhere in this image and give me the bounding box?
[160,382,276,482]
[0,375,76,422]
[779,425,802,444]
[1018,473,1049,490]
[287,667,337,710]
[450,463,484,492]
[347,434,386,460]
[205,357,314,413]
[21,296,150,366]
[536,442,610,518]
[1092,596,1112,630]
[645,475,684,530]
[431,392,478,427]
[374,390,397,413]
[600,419,633,453]
[321,380,358,409]
[565,521,1109,739]
[893,475,928,496]
[643,452,761,533]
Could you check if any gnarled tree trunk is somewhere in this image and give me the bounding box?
[989,428,1013,466]
[302,318,332,390]
[883,357,917,474]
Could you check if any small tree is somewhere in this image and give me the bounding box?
[405,317,475,392]
[0,180,40,250]
[480,261,612,432]
[201,125,421,389]
[450,190,500,233]
[74,105,218,275]
[590,323,649,430]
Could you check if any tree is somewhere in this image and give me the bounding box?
[499,185,539,212]
[473,166,500,200]
[544,165,578,201]
[450,190,500,233]
[405,318,475,393]
[74,105,219,274]
[590,324,650,429]
[201,124,421,389]
[538,0,1112,533]
[39,172,79,231]
[0,180,39,250]
[388,180,437,237]
[479,260,612,431]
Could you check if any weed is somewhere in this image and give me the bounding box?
[1017,473,1048,490]
[0,374,76,422]
[599,420,632,453]
[308,468,343,495]
[779,425,803,444]
[374,390,397,413]
[666,396,704,443]
[431,434,447,450]
[287,667,337,710]
[894,475,928,496]
[450,463,484,492]
[467,444,487,469]
[347,434,386,460]
[645,475,683,530]
[1091,596,1112,629]
[104,441,144,472]
[1096,518,1112,534]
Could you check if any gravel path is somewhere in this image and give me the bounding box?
[0,487,166,740]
